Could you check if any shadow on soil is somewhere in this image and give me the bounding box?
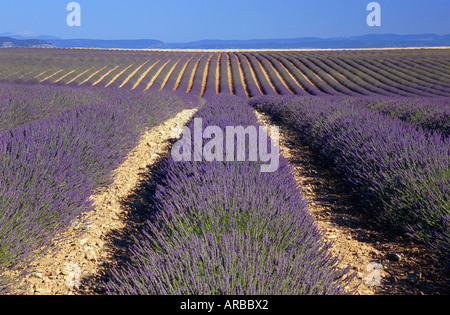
[76,139,176,295]
[262,112,449,295]
[78,111,448,295]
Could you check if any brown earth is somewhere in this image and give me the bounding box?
[255,110,449,295]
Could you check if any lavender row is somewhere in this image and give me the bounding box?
[250,95,450,275]
[361,96,450,137]
[0,81,110,130]
[105,94,354,295]
[0,88,200,293]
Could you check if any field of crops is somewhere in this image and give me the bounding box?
[1,48,449,98]
[0,47,449,295]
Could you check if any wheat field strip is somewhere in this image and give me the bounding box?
[64,66,95,85]
[230,53,249,98]
[104,64,135,88]
[245,53,279,94]
[239,53,264,96]
[420,60,450,79]
[4,68,33,80]
[351,58,441,97]
[52,68,79,84]
[261,53,309,95]
[278,55,325,95]
[226,53,234,94]
[92,65,120,87]
[307,57,372,96]
[200,54,214,97]
[321,58,400,96]
[258,54,296,94]
[31,69,52,81]
[0,69,23,80]
[216,53,222,94]
[173,57,194,91]
[299,57,350,95]
[381,59,450,93]
[186,55,203,94]
[402,60,450,84]
[118,60,150,88]
[131,60,160,90]
[0,49,449,98]
[159,59,181,91]
[393,59,450,84]
[144,59,172,91]
[354,58,443,96]
[40,69,66,83]
[73,66,105,85]
[329,58,415,97]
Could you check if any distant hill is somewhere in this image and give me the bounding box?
[49,39,166,49]
[166,34,450,49]
[2,33,450,49]
[0,37,55,48]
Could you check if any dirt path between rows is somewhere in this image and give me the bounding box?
[255,110,448,295]
[16,108,198,295]
[14,105,447,295]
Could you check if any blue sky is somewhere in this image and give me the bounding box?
[0,0,449,42]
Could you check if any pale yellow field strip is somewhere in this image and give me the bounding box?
[285,59,317,88]
[105,64,135,88]
[78,66,108,85]
[118,60,150,88]
[92,65,120,86]
[131,60,160,90]
[253,57,278,94]
[187,56,203,93]
[66,67,94,85]
[216,53,221,94]
[227,53,234,94]
[144,59,172,91]
[53,68,78,83]
[17,69,39,80]
[325,72,340,84]
[234,54,250,98]
[39,69,65,82]
[241,54,264,95]
[33,69,51,80]
[200,54,214,97]
[1,69,22,80]
[173,57,193,91]
[159,59,181,90]
[262,56,295,94]
[274,58,307,92]
[68,46,450,53]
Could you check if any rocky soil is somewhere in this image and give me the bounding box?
[15,108,197,295]
[256,111,448,295]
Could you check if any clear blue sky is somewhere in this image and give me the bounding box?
[0,0,449,42]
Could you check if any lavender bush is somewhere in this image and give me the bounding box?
[250,95,450,275]
[0,86,200,293]
[105,94,354,295]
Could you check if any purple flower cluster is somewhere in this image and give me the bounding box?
[105,95,354,295]
[0,83,200,293]
[362,96,450,137]
[250,95,450,274]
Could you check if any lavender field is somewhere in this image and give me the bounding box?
[0,47,449,295]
